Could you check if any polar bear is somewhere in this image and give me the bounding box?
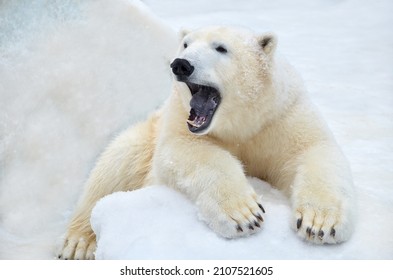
[59,26,355,259]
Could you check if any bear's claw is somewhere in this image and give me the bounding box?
[294,201,351,244]
[197,188,265,239]
[318,230,324,240]
[58,231,96,260]
[258,203,265,213]
[255,213,264,222]
[296,218,302,229]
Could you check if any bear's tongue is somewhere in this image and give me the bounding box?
[187,86,220,132]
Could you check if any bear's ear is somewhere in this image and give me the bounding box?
[257,33,277,56]
[179,28,191,40]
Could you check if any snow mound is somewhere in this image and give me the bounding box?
[91,177,391,259]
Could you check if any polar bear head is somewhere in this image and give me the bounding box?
[170,26,279,140]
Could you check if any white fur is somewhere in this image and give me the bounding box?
[59,26,355,259]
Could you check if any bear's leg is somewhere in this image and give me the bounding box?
[290,144,356,244]
[154,138,265,238]
[58,116,157,259]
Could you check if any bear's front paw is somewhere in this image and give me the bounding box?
[294,202,353,244]
[197,187,265,238]
[58,230,96,260]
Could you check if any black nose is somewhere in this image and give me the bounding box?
[170,58,194,77]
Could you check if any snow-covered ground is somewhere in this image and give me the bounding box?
[1,0,392,259]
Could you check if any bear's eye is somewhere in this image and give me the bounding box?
[184,43,188,49]
[215,45,227,53]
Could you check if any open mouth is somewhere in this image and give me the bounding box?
[185,82,221,134]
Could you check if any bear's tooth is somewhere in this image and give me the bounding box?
[187,119,201,128]
[187,115,207,128]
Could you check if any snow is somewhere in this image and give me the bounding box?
[92,181,360,260]
[1,0,392,259]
